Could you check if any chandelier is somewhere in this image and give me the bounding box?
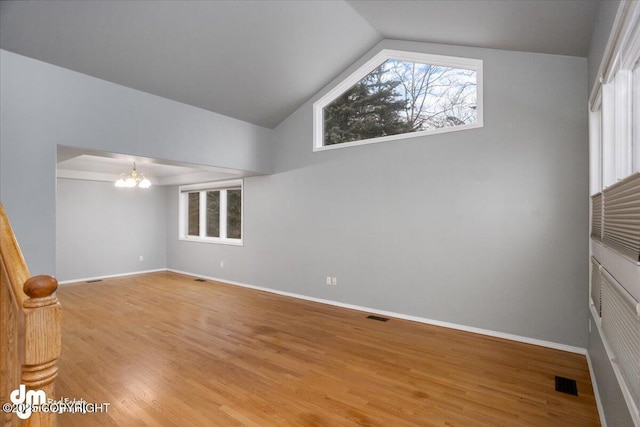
[114,162,151,188]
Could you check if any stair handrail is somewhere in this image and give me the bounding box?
[1,203,61,427]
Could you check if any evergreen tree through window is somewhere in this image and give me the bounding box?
[314,50,483,150]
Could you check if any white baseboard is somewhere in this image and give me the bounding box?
[57,268,166,285]
[166,268,587,355]
[586,351,608,427]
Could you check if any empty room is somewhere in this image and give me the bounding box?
[1,1,639,426]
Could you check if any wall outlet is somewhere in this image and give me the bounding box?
[326,276,331,285]
[139,255,144,262]
[331,277,337,286]
[220,261,224,268]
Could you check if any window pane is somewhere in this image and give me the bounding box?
[187,192,200,236]
[634,66,640,173]
[323,59,477,146]
[602,82,616,187]
[206,191,220,238]
[227,189,242,239]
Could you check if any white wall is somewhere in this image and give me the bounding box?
[0,49,273,275]
[167,40,590,349]
[56,178,167,282]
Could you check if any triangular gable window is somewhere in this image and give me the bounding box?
[313,49,483,151]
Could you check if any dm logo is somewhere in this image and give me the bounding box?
[10,384,46,419]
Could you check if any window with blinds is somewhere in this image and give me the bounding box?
[588,3,640,424]
[602,172,640,263]
[591,192,603,241]
[590,257,602,318]
[600,268,640,416]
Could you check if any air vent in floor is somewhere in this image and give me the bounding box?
[367,315,389,322]
[86,279,102,283]
[194,278,206,282]
[555,376,578,396]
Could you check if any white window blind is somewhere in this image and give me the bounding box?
[591,192,603,241]
[600,267,640,417]
[590,257,602,318]
[602,171,640,263]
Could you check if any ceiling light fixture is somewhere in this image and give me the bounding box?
[115,162,151,188]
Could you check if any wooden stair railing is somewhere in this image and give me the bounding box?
[0,203,61,427]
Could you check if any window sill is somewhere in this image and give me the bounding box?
[313,121,483,152]
[179,237,243,247]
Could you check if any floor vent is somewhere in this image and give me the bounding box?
[86,279,102,284]
[367,315,389,322]
[194,278,206,282]
[555,376,578,396]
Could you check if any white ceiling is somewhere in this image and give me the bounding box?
[0,0,379,129]
[348,0,600,58]
[3,0,601,180]
[56,147,244,186]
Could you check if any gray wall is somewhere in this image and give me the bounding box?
[56,178,167,282]
[0,49,273,275]
[167,40,590,348]
[587,1,635,425]
[587,0,620,93]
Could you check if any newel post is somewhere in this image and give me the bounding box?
[21,275,61,427]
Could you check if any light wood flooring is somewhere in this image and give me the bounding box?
[54,271,600,426]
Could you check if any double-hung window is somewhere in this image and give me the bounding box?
[179,180,243,245]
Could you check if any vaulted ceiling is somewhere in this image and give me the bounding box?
[0,0,600,129]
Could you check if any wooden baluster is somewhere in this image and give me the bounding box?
[20,275,61,427]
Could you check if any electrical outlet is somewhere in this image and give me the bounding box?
[326,276,331,285]
[331,277,337,286]
[220,261,224,268]
[139,255,144,262]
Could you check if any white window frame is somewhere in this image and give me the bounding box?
[178,179,243,246]
[312,49,483,152]
[591,1,640,189]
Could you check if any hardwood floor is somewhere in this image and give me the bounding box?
[54,271,600,426]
